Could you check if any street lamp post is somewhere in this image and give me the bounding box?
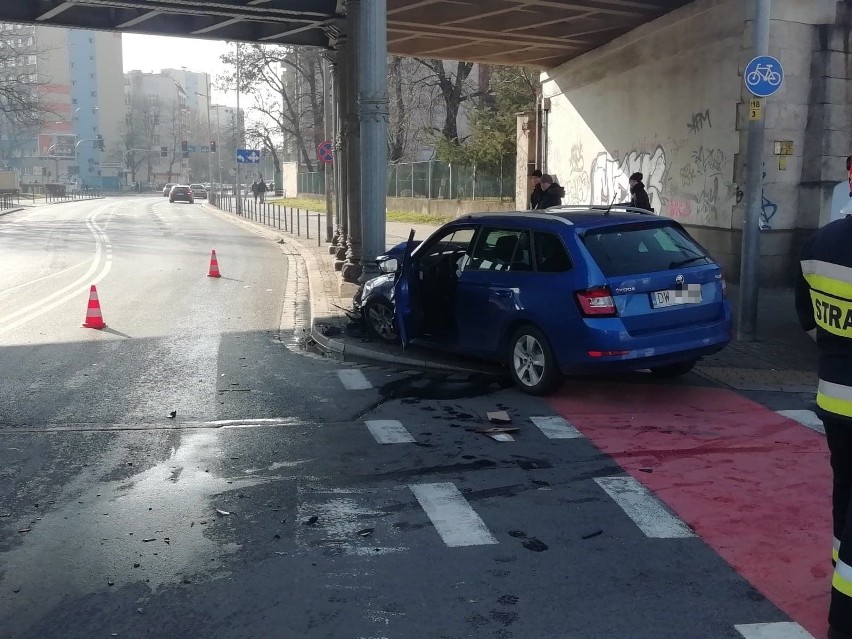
[196,81,214,194]
[73,106,98,189]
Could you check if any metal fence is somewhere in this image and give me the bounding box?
[209,191,324,248]
[297,158,516,201]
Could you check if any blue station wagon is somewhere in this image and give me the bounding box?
[361,207,732,395]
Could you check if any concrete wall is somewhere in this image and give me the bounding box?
[385,197,515,218]
[539,0,845,286]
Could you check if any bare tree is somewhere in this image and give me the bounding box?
[246,117,282,183]
[416,59,478,144]
[219,44,325,171]
[0,28,56,166]
[121,94,160,184]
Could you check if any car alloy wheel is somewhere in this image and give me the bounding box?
[364,298,398,343]
[509,325,562,395]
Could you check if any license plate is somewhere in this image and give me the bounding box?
[651,285,702,308]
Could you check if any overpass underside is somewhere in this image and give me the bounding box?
[6,0,693,281]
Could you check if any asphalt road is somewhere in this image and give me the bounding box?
[0,196,830,639]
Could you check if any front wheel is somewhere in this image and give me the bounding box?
[363,297,399,343]
[508,325,562,395]
[650,359,697,378]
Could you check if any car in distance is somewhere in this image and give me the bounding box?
[169,185,194,204]
[162,183,175,197]
[381,206,731,394]
[190,183,207,199]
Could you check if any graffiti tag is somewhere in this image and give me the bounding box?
[687,109,712,135]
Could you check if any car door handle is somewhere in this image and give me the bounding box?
[493,290,513,298]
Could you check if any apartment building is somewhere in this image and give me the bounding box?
[0,23,124,190]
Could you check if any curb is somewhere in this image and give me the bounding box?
[0,207,23,217]
[311,327,493,374]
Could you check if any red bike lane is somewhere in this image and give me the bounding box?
[548,381,830,637]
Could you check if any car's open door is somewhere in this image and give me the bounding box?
[392,229,421,348]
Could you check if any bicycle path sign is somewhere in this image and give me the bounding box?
[744,55,783,98]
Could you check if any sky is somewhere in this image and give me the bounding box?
[122,34,239,108]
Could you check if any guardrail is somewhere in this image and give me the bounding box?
[209,192,323,247]
[45,189,102,203]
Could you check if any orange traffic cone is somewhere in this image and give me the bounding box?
[82,285,106,329]
[207,249,221,278]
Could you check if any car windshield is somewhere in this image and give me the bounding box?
[582,223,711,277]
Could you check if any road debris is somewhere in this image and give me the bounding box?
[215,509,230,516]
[357,528,375,537]
[581,529,604,540]
[142,538,156,542]
[17,528,31,533]
[107,579,114,586]
[487,410,512,423]
[303,515,319,526]
[639,468,653,473]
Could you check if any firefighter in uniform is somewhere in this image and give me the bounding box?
[796,213,852,639]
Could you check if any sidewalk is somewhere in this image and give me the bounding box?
[205,199,819,387]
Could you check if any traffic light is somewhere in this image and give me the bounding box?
[210,141,217,153]
[96,134,104,151]
[181,140,188,153]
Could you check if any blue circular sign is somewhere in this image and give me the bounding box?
[744,55,784,98]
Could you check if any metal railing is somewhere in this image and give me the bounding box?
[297,158,516,201]
[45,187,102,203]
[209,191,323,247]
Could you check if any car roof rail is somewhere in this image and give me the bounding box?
[545,205,657,216]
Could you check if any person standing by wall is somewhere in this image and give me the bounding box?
[535,174,565,209]
[529,169,543,209]
[629,172,653,212]
[795,214,852,639]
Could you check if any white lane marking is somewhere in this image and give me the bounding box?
[337,369,373,390]
[530,416,583,439]
[205,418,295,426]
[365,420,415,444]
[594,476,695,539]
[409,482,498,547]
[0,256,92,297]
[777,409,825,434]
[0,202,115,336]
[734,622,814,639]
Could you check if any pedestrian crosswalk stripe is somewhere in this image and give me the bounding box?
[365,420,415,444]
[594,476,695,539]
[409,482,498,548]
[734,622,814,639]
[530,416,583,439]
[776,409,825,434]
[337,369,373,390]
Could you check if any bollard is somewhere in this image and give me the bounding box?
[306,210,310,240]
[297,208,301,236]
[277,205,280,230]
[317,213,321,247]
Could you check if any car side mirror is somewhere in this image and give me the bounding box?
[379,258,399,274]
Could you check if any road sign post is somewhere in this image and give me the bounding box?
[738,0,775,342]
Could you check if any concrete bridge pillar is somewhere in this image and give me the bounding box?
[356,0,389,283]
[341,0,363,282]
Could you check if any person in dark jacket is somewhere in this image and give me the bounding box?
[529,169,543,209]
[629,172,653,212]
[795,214,852,639]
[535,174,565,209]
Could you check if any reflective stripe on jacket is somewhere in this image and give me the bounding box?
[796,217,852,420]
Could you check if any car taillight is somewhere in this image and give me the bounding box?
[575,286,617,317]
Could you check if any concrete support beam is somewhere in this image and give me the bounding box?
[357,0,389,283]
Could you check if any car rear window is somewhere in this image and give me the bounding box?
[582,223,711,277]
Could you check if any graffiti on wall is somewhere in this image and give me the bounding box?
[687,109,712,135]
[589,146,668,210]
[565,142,591,204]
[559,108,736,225]
[760,170,778,230]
